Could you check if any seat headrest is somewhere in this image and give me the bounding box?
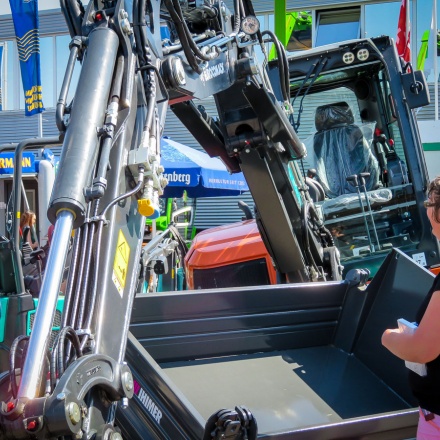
[315,102,354,131]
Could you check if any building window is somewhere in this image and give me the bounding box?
[315,8,360,47]
[1,34,80,111]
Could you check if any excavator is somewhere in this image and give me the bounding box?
[0,0,436,439]
[185,34,440,288]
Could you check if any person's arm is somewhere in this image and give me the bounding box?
[25,229,38,249]
[382,290,440,364]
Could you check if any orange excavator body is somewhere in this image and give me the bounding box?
[185,219,277,289]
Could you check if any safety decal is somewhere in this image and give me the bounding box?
[112,229,130,296]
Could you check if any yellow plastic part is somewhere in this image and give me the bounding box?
[138,199,155,217]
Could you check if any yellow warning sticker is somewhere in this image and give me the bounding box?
[112,229,130,296]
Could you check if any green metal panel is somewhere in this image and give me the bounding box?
[423,142,440,151]
[26,297,65,339]
[0,297,8,343]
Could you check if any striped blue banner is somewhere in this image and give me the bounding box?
[9,0,44,116]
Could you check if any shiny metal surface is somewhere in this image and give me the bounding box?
[18,210,74,399]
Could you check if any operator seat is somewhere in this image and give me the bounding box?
[313,102,380,198]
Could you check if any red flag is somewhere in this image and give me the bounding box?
[396,0,411,62]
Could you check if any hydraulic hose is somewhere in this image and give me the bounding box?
[262,30,289,102]
[163,0,201,73]
[61,225,82,328]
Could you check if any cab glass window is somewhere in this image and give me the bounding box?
[315,8,360,47]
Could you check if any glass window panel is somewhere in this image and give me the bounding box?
[56,35,80,105]
[4,41,17,110]
[364,2,401,40]
[39,36,54,109]
[316,8,360,47]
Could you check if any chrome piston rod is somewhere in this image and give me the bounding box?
[17,210,74,399]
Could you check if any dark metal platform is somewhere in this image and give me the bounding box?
[162,346,409,434]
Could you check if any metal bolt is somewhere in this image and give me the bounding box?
[121,18,133,35]
[122,371,134,392]
[74,430,83,439]
[172,57,186,86]
[110,433,123,440]
[121,397,129,409]
[67,402,81,425]
[57,393,66,401]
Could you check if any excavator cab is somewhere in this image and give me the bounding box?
[286,37,435,276]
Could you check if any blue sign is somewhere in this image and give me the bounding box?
[0,152,36,174]
[9,0,44,116]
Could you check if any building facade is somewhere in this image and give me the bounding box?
[0,0,438,231]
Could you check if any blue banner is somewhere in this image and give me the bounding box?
[9,0,44,116]
[0,46,3,111]
[0,152,36,174]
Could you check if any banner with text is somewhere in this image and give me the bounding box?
[9,0,44,116]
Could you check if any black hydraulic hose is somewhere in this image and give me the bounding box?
[69,222,90,330]
[61,225,82,328]
[137,64,170,101]
[233,0,241,34]
[132,0,147,66]
[100,167,145,217]
[95,55,123,181]
[142,49,157,134]
[164,0,201,73]
[56,41,80,132]
[171,0,213,62]
[9,335,29,398]
[59,0,76,38]
[68,0,84,37]
[50,326,82,390]
[57,327,82,377]
[262,30,289,102]
[133,0,159,136]
[75,221,96,331]
[50,333,58,389]
[80,220,104,351]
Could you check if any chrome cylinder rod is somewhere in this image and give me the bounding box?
[18,210,74,399]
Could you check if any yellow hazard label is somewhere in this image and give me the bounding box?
[112,229,130,296]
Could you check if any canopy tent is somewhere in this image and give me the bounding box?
[160,137,249,198]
